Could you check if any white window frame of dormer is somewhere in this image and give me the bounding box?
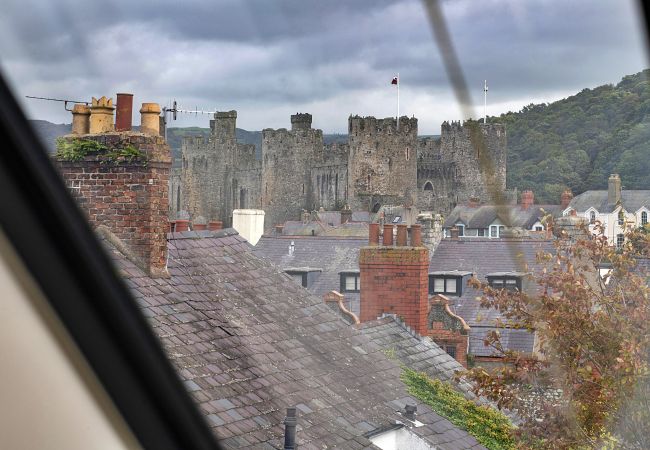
[489,224,504,238]
[531,220,544,231]
[637,208,649,227]
[585,207,598,224]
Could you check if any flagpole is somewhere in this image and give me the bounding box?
[397,72,400,131]
[483,80,488,124]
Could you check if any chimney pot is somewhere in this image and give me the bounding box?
[275,224,284,235]
[71,104,91,134]
[450,226,460,240]
[89,96,115,133]
[411,224,422,246]
[115,93,134,131]
[169,220,176,233]
[140,102,161,136]
[383,224,394,246]
[468,197,480,208]
[175,219,190,232]
[208,220,223,231]
[369,223,379,245]
[396,224,408,246]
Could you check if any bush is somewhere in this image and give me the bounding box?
[401,368,515,450]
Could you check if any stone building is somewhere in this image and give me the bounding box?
[171,112,507,230]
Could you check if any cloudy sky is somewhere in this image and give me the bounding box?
[1,0,648,134]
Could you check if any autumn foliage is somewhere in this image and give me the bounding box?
[463,223,650,449]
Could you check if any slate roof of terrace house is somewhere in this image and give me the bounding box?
[106,229,484,449]
[566,190,650,214]
[254,235,366,315]
[357,316,484,404]
[429,238,553,357]
[444,204,559,230]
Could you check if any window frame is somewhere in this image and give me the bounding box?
[340,271,360,293]
[429,275,462,296]
[487,276,522,292]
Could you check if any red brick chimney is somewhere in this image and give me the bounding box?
[468,197,480,208]
[561,189,573,209]
[359,225,430,334]
[521,190,534,209]
[55,123,171,277]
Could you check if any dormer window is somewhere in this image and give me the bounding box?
[340,271,360,293]
[590,211,596,224]
[642,211,648,226]
[486,272,525,292]
[285,267,322,289]
[429,271,472,296]
[618,210,625,226]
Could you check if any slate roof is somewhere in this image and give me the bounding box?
[357,316,483,403]
[444,205,559,229]
[106,229,484,449]
[429,238,553,355]
[254,235,366,315]
[567,190,650,214]
[469,327,536,358]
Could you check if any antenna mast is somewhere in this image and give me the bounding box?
[483,80,488,124]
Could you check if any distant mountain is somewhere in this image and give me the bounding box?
[29,120,71,153]
[496,69,650,203]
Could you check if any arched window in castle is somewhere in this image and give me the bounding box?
[405,147,410,161]
[642,211,648,226]
[590,211,596,224]
[176,186,181,212]
[424,181,433,191]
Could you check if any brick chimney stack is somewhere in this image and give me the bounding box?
[608,174,622,205]
[560,189,573,209]
[360,222,430,334]
[56,102,171,277]
[521,190,534,209]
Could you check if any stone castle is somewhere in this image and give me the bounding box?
[170,112,507,229]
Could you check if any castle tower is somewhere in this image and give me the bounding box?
[261,113,323,229]
[347,116,418,212]
[180,111,240,226]
[438,120,507,205]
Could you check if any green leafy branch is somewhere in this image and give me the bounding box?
[401,368,515,450]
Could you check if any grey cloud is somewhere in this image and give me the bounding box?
[0,0,646,132]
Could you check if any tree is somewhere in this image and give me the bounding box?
[463,222,650,449]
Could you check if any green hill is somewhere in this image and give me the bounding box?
[496,69,650,203]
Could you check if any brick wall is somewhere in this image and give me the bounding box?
[359,245,429,335]
[426,295,470,367]
[55,133,171,277]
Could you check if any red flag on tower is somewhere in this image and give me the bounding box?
[391,76,398,85]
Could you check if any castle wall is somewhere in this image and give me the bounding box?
[438,121,506,203]
[173,112,507,229]
[261,115,323,229]
[414,121,507,215]
[310,142,348,210]
[347,116,418,212]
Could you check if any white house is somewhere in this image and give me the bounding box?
[562,174,650,247]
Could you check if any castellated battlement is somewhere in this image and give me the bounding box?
[291,112,312,130]
[348,115,418,137]
[210,110,237,139]
[440,120,506,136]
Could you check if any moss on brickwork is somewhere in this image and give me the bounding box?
[402,368,515,450]
[56,137,147,165]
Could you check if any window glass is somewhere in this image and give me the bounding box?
[616,234,625,249]
[445,278,457,293]
[445,345,457,359]
[345,275,358,291]
[478,228,485,237]
[456,225,464,236]
[590,211,596,223]
[433,277,444,292]
[642,211,648,226]
[618,210,625,225]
